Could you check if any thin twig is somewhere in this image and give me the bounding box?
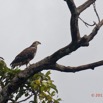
[79,17,95,27]
[93,3,100,23]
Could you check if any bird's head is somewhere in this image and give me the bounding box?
[0,57,4,60]
[30,41,41,47]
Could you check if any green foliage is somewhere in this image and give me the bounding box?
[0,60,61,103]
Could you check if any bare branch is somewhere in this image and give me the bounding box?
[79,17,95,27]
[65,0,77,14]
[50,35,89,63]
[65,0,80,42]
[87,19,103,42]
[77,0,96,14]
[53,60,103,72]
[93,3,100,23]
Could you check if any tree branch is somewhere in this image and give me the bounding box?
[65,0,80,42]
[53,60,103,72]
[79,17,95,27]
[77,0,96,14]
[87,19,103,42]
[93,3,100,23]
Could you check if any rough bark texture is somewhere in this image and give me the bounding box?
[0,0,103,102]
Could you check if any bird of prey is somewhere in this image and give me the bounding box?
[10,41,41,68]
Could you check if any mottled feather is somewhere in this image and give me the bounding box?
[10,41,41,68]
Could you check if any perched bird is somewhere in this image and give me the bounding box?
[10,41,41,68]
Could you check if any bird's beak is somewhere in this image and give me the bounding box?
[0,57,4,60]
[38,42,41,45]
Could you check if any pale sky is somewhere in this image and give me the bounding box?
[0,0,103,103]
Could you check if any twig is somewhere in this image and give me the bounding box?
[93,3,100,23]
[79,17,95,27]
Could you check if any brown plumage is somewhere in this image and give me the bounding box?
[10,41,41,68]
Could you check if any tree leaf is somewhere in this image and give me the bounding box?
[45,71,51,77]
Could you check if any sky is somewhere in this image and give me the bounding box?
[0,0,103,103]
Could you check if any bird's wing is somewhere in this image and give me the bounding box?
[12,47,37,64]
